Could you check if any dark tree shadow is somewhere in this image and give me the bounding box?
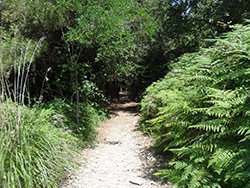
[107,93,140,117]
[138,144,173,187]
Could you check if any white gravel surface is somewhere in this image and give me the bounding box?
[61,102,172,188]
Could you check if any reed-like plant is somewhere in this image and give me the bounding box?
[0,29,44,104]
[0,30,79,188]
[0,102,78,188]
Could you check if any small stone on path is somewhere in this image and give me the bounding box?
[129,177,144,186]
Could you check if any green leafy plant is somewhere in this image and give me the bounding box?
[66,0,158,83]
[0,23,79,188]
[141,24,250,187]
[0,101,78,188]
[45,98,106,144]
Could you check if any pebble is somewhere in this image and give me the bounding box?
[129,177,144,186]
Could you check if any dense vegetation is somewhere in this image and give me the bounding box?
[0,102,78,187]
[141,25,250,187]
[0,0,250,187]
[1,0,156,187]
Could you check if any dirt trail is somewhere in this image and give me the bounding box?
[62,102,171,188]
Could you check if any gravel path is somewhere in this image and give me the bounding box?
[62,102,171,188]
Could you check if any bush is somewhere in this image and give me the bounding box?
[141,25,250,187]
[0,101,78,188]
[45,98,106,144]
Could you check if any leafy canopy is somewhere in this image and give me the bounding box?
[66,0,158,81]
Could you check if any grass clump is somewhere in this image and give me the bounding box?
[141,25,250,187]
[0,101,78,188]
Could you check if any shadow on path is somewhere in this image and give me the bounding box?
[108,94,139,116]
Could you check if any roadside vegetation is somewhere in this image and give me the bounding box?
[0,0,155,187]
[141,25,250,187]
[0,102,79,188]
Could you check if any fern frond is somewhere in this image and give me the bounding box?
[141,25,250,187]
[189,118,228,133]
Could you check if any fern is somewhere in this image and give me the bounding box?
[141,24,250,187]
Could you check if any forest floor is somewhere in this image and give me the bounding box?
[61,99,172,188]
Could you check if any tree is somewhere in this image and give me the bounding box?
[66,0,158,94]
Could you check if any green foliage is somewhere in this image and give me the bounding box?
[44,98,106,144]
[0,101,78,188]
[0,0,156,186]
[0,30,41,75]
[2,0,76,34]
[66,0,158,82]
[2,0,158,100]
[141,25,250,187]
[137,0,250,97]
[55,56,107,103]
[158,0,250,57]
[2,0,250,186]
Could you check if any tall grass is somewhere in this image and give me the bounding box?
[0,33,79,187]
[0,102,78,188]
[0,30,44,104]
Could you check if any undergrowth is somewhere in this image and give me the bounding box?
[0,101,79,188]
[44,98,106,144]
[141,25,250,187]
[0,29,106,187]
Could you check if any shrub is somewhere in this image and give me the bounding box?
[45,98,106,144]
[0,101,78,188]
[141,25,250,187]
